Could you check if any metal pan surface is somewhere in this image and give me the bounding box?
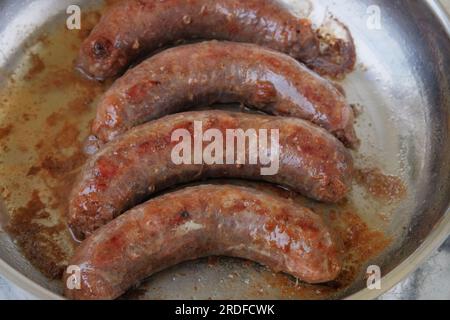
[0,0,449,299]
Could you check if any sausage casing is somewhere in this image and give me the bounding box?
[93,41,358,148]
[69,111,353,239]
[77,0,355,80]
[64,185,342,300]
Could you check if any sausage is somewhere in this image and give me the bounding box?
[77,0,355,80]
[64,184,342,300]
[69,111,353,239]
[92,41,358,148]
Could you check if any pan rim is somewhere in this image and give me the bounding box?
[0,259,62,300]
[0,0,449,300]
[347,0,450,300]
[347,209,450,300]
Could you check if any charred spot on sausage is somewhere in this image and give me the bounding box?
[92,38,112,59]
[180,211,190,219]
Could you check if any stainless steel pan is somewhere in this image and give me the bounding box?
[0,0,449,299]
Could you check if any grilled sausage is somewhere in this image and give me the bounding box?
[64,184,342,300]
[77,0,355,80]
[69,111,353,239]
[92,41,358,148]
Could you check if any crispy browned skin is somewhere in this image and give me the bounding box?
[93,41,358,148]
[77,0,355,80]
[64,185,342,300]
[69,111,353,239]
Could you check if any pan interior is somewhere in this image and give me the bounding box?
[0,0,449,299]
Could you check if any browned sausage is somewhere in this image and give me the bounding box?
[92,41,358,148]
[69,111,353,239]
[64,184,342,300]
[77,0,355,80]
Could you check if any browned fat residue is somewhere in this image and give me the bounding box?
[0,125,13,140]
[355,168,407,202]
[22,113,37,122]
[36,33,51,46]
[40,67,98,90]
[37,122,87,179]
[55,123,81,149]
[12,132,87,277]
[253,271,332,299]
[327,208,392,290]
[0,186,11,201]
[314,27,356,79]
[126,80,161,104]
[6,191,67,279]
[103,0,124,8]
[46,93,99,128]
[46,111,65,127]
[27,166,41,176]
[40,150,86,178]
[333,82,346,97]
[66,96,97,116]
[24,53,46,80]
[350,103,363,118]
[0,13,110,278]
[23,33,51,50]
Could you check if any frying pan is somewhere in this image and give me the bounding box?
[0,0,449,300]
